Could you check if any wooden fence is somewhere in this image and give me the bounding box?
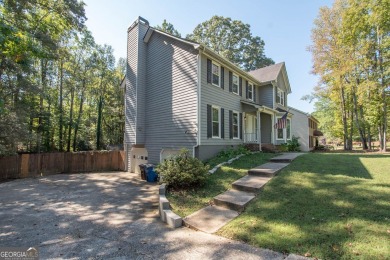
[0,150,125,181]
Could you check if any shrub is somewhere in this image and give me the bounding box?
[286,136,301,151]
[156,149,209,189]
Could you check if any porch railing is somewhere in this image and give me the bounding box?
[244,133,258,143]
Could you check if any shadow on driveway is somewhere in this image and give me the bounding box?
[0,172,300,259]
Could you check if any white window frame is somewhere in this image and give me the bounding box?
[277,88,285,106]
[212,105,221,138]
[232,111,240,139]
[211,61,220,87]
[275,117,291,140]
[232,74,239,95]
[248,83,254,101]
[286,119,291,140]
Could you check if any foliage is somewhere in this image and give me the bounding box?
[308,0,389,151]
[0,1,125,155]
[205,145,251,168]
[156,149,209,189]
[218,153,390,259]
[187,16,274,71]
[286,136,301,151]
[167,152,275,217]
[155,19,181,37]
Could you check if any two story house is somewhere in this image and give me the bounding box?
[124,17,305,172]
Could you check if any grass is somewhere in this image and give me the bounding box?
[216,153,390,260]
[166,152,276,217]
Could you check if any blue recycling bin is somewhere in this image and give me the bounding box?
[146,164,158,182]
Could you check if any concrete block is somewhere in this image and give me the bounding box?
[159,184,166,195]
[164,210,182,228]
[159,195,170,210]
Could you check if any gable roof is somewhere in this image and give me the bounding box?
[248,62,292,93]
[248,62,284,82]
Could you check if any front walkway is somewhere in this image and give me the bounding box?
[183,153,304,234]
[1,172,305,259]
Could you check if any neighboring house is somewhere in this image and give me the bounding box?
[288,106,321,151]
[124,17,316,172]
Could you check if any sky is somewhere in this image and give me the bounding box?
[83,0,333,113]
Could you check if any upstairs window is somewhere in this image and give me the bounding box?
[276,88,285,106]
[232,74,239,94]
[248,83,253,100]
[212,62,220,87]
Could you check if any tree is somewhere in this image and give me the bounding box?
[187,16,274,71]
[155,19,181,37]
[309,0,389,151]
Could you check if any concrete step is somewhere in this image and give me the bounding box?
[232,175,272,193]
[213,190,255,212]
[248,162,289,177]
[270,153,304,163]
[183,205,239,234]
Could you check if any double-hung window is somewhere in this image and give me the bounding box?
[276,88,285,106]
[232,111,239,139]
[232,74,239,94]
[212,106,220,138]
[248,83,253,100]
[212,62,220,87]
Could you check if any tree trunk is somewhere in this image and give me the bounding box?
[340,81,348,150]
[96,95,103,150]
[59,60,64,152]
[67,87,74,152]
[73,81,85,151]
[352,86,368,149]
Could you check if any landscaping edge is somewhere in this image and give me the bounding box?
[158,184,183,228]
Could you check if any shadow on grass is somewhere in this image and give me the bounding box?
[218,153,390,259]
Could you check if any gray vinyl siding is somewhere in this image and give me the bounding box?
[145,33,198,163]
[257,84,273,108]
[200,54,244,146]
[125,24,139,145]
[136,24,148,144]
[260,113,272,143]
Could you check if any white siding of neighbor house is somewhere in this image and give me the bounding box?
[290,108,310,151]
[144,33,198,163]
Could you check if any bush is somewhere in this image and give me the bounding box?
[286,136,301,151]
[156,149,209,189]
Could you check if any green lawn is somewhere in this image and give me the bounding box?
[217,153,390,259]
[167,152,276,217]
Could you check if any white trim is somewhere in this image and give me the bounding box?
[232,110,240,139]
[211,60,221,88]
[197,54,201,145]
[211,105,221,138]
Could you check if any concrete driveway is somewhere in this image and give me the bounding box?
[0,172,304,259]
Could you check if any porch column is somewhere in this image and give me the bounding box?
[243,112,246,143]
[257,110,262,151]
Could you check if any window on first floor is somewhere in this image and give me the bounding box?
[286,119,291,139]
[212,106,220,138]
[233,111,239,138]
[276,117,291,140]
